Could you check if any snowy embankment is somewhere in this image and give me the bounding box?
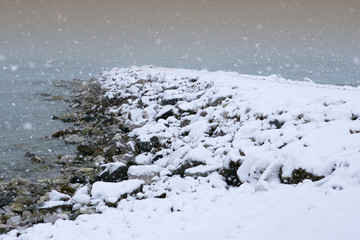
[2,66,360,239]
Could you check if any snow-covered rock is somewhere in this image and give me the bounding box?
[91,179,144,202]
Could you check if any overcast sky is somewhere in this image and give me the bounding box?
[0,0,359,70]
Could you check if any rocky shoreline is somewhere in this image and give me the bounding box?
[2,66,351,235]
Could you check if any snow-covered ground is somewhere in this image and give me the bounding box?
[2,66,360,239]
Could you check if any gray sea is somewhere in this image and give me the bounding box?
[0,59,359,181]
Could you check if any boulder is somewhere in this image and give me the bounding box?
[280,168,325,184]
[97,162,128,182]
[0,191,16,207]
[77,145,95,155]
[128,165,163,182]
[136,136,160,153]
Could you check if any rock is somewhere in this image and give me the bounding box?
[172,161,204,178]
[269,119,285,129]
[97,162,128,182]
[64,134,85,144]
[0,191,16,207]
[280,168,325,184]
[56,154,76,165]
[93,155,106,165]
[184,165,222,178]
[77,145,95,155]
[30,155,43,163]
[219,160,242,187]
[10,202,23,213]
[52,128,79,138]
[60,112,78,122]
[128,165,163,182]
[155,107,174,121]
[52,96,63,101]
[104,143,118,158]
[6,215,21,225]
[209,96,227,107]
[48,190,71,201]
[0,224,14,234]
[160,98,182,106]
[43,214,61,224]
[24,152,36,157]
[136,136,160,153]
[22,211,32,219]
[91,180,144,201]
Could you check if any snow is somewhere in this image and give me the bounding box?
[2,66,360,239]
[91,179,144,201]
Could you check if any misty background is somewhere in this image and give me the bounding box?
[0,0,359,84]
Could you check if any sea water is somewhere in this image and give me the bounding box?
[0,60,102,181]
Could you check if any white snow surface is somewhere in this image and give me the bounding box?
[2,66,360,239]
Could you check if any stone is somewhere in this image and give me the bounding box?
[104,143,118,158]
[0,191,16,207]
[136,136,160,153]
[60,112,78,122]
[24,152,36,157]
[155,109,174,121]
[52,128,79,138]
[97,163,128,182]
[172,161,204,178]
[56,154,76,165]
[22,211,32,219]
[93,155,106,165]
[160,98,182,106]
[280,168,325,184]
[128,165,163,183]
[77,145,95,155]
[43,214,61,224]
[269,119,285,129]
[64,134,85,144]
[6,215,21,225]
[219,160,242,187]
[10,202,23,213]
[30,155,43,163]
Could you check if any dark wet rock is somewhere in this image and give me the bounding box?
[44,96,63,101]
[82,115,96,122]
[219,160,242,187]
[97,163,128,182]
[351,114,359,120]
[136,136,160,153]
[51,115,60,120]
[209,96,227,107]
[77,145,95,155]
[24,152,36,157]
[269,119,285,129]
[180,119,191,127]
[30,155,43,163]
[0,191,17,207]
[155,192,167,199]
[52,128,79,138]
[155,109,174,121]
[160,98,182,106]
[56,154,76,165]
[60,112,78,122]
[104,143,118,158]
[172,161,204,178]
[279,168,325,184]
